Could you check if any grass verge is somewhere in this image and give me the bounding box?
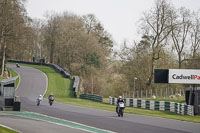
[0,126,19,133]
[8,62,200,123]
[142,96,185,103]
[7,68,19,88]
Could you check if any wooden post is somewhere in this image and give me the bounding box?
[182,88,185,96]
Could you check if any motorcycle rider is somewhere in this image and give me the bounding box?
[48,93,54,105]
[36,94,43,105]
[37,94,43,101]
[16,63,20,68]
[116,96,125,113]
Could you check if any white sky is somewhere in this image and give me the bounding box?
[25,0,200,47]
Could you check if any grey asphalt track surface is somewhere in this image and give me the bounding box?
[3,64,200,133]
[0,113,89,133]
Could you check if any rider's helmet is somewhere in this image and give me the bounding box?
[39,94,42,97]
[118,96,122,99]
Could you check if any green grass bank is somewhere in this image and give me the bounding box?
[0,126,19,133]
[7,68,19,87]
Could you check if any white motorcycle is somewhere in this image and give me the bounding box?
[117,102,125,117]
[36,95,43,106]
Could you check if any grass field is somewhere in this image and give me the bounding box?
[8,62,200,123]
[0,126,19,133]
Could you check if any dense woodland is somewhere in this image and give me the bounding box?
[0,0,200,97]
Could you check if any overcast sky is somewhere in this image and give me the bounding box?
[25,0,200,46]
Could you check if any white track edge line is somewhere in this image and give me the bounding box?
[0,124,22,133]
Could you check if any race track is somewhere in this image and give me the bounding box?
[1,64,200,133]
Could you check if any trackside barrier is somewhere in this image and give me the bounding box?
[80,94,103,102]
[8,60,71,78]
[8,60,79,97]
[109,96,194,116]
[72,76,79,97]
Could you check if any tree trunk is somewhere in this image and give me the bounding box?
[178,53,181,69]
[146,57,155,88]
[1,42,6,77]
[50,42,54,63]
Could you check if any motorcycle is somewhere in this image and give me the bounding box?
[36,96,43,106]
[16,63,20,68]
[49,96,54,106]
[117,102,125,117]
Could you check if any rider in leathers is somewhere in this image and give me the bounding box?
[48,93,54,101]
[116,96,125,113]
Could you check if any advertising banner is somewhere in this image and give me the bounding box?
[169,69,200,84]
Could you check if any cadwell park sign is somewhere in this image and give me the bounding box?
[169,69,200,84]
[154,69,200,84]
[154,69,200,115]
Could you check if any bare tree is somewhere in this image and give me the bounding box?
[0,0,26,76]
[43,12,60,63]
[140,0,173,87]
[171,7,191,68]
[190,11,200,59]
[82,14,98,35]
[82,14,113,56]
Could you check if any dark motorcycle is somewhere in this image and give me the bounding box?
[49,96,54,106]
[117,102,125,117]
[16,63,20,68]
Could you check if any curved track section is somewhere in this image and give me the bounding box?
[4,64,200,133]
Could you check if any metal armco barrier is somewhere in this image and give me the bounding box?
[8,60,71,78]
[80,94,103,102]
[72,76,79,97]
[109,96,194,116]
